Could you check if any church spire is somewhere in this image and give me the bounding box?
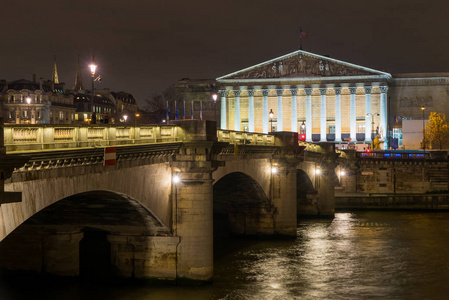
[74,54,84,91]
[52,55,59,84]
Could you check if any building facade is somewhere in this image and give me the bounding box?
[179,50,449,150]
[216,50,390,148]
[0,78,75,125]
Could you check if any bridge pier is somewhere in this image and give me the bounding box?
[298,142,336,218]
[171,120,218,282]
[171,165,215,282]
[271,159,298,236]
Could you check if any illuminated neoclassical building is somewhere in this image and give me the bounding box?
[215,50,391,148]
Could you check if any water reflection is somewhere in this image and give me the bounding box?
[2,212,449,299]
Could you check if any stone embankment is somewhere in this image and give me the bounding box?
[336,193,449,210]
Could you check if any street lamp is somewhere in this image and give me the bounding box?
[123,114,128,123]
[135,113,140,127]
[89,57,97,124]
[421,106,425,154]
[300,121,306,134]
[212,92,218,122]
[366,112,379,141]
[269,109,274,132]
[26,96,31,123]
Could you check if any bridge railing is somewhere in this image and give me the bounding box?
[217,130,275,146]
[3,124,181,152]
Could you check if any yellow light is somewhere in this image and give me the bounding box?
[315,168,321,175]
[271,167,278,174]
[173,175,181,184]
[340,170,346,176]
[89,63,97,76]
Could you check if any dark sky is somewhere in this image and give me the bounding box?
[1,0,449,107]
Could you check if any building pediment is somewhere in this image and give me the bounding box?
[217,50,391,81]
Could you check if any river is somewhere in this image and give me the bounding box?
[1,211,449,299]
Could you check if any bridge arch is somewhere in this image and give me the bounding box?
[213,172,274,236]
[0,191,178,280]
[296,168,319,216]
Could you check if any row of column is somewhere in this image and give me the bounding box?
[219,86,388,145]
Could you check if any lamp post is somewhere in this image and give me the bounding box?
[212,92,218,122]
[366,112,379,141]
[135,113,140,127]
[89,57,97,124]
[269,109,274,132]
[421,106,425,154]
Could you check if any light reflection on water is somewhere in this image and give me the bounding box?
[2,211,449,300]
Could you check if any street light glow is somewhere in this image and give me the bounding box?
[123,115,128,122]
[89,63,97,76]
[26,97,31,104]
[271,167,278,174]
[315,168,321,175]
[173,175,181,184]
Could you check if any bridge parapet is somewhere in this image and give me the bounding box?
[3,124,182,152]
[217,129,275,146]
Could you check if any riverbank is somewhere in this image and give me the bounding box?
[335,193,449,210]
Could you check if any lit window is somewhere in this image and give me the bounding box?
[357,124,365,133]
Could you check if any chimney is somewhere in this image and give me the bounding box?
[32,74,36,83]
[39,77,43,90]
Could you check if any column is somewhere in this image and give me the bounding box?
[334,87,342,142]
[233,89,241,131]
[290,88,298,132]
[349,87,357,142]
[319,87,327,142]
[276,89,284,131]
[380,85,389,149]
[305,88,313,142]
[248,89,255,132]
[364,86,372,142]
[262,89,269,134]
[219,90,227,130]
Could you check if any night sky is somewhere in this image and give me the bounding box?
[1,0,449,107]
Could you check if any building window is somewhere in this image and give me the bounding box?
[8,110,14,119]
[59,111,64,120]
[357,124,365,133]
[37,96,40,103]
[9,95,14,103]
[393,128,403,147]
[329,125,335,134]
[36,110,41,119]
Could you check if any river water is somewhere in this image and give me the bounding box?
[2,211,449,300]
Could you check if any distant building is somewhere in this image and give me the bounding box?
[73,92,116,124]
[179,49,449,150]
[111,91,138,122]
[0,77,75,124]
[0,56,140,125]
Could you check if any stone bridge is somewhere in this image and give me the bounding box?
[0,120,336,282]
